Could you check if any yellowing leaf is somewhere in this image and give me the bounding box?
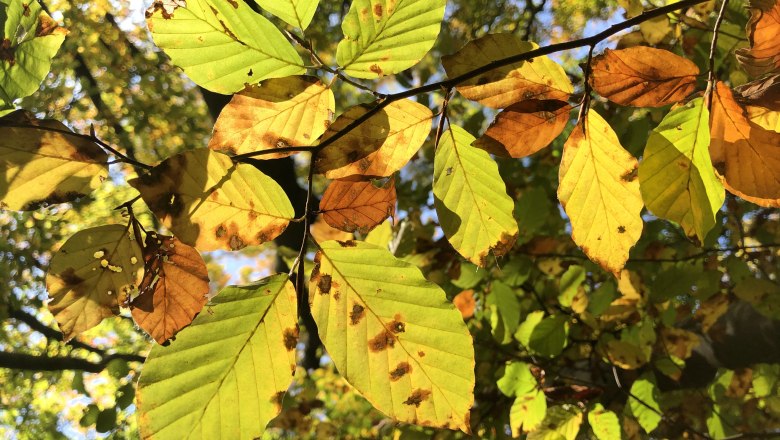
[208,76,335,158]
[310,216,353,242]
[314,99,433,178]
[710,82,780,207]
[131,235,210,344]
[510,389,546,435]
[735,1,780,77]
[336,0,446,78]
[0,112,108,210]
[474,99,571,158]
[660,327,701,359]
[146,0,305,94]
[310,241,475,433]
[434,126,518,267]
[590,47,699,107]
[130,149,294,251]
[527,405,583,440]
[639,98,724,243]
[46,225,143,341]
[588,404,621,440]
[255,0,319,29]
[320,177,396,234]
[558,111,644,276]
[137,274,298,439]
[746,105,780,132]
[442,34,573,108]
[629,374,662,434]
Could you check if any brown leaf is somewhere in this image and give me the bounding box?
[734,72,780,109]
[735,1,780,77]
[474,99,571,158]
[131,234,210,344]
[590,47,699,107]
[453,289,476,320]
[320,178,396,234]
[710,82,780,207]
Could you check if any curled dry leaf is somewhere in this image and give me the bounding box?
[710,82,780,207]
[735,1,780,77]
[442,34,573,109]
[314,100,433,178]
[131,234,210,344]
[208,76,335,158]
[320,177,396,234]
[129,149,295,251]
[474,99,571,158]
[0,110,108,210]
[734,72,780,109]
[46,224,144,340]
[590,46,699,107]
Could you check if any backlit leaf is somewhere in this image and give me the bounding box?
[130,149,294,251]
[735,1,780,77]
[434,126,518,267]
[146,0,304,94]
[442,34,573,108]
[336,0,446,78]
[746,105,780,132]
[130,234,210,344]
[510,389,546,435]
[315,99,432,178]
[320,177,396,234]
[46,224,143,340]
[208,76,335,158]
[310,240,475,432]
[527,405,583,440]
[590,47,699,107]
[0,1,66,106]
[474,99,571,158]
[497,361,537,397]
[710,82,780,207]
[588,403,621,440]
[486,281,521,344]
[628,373,662,434]
[255,0,319,29]
[0,111,108,210]
[137,274,298,440]
[558,111,644,276]
[453,289,476,320]
[639,97,724,242]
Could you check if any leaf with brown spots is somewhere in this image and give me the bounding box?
[137,274,297,439]
[336,0,446,78]
[0,111,108,210]
[130,234,210,344]
[590,46,699,107]
[314,99,433,178]
[442,34,573,109]
[129,149,295,251]
[709,82,780,207]
[310,241,475,433]
[46,224,144,341]
[473,99,572,158]
[208,76,334,158]
[320,177,396,234]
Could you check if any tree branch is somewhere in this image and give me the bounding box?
[0,351,143,373]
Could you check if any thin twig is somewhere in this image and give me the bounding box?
[295,153,317,319]
[706,0,730,111]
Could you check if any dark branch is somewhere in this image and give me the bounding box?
[0,351,143,373]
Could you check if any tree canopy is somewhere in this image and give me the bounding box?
[1,0,779,438]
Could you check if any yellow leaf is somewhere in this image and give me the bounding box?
[746,105,780,132]
[558,111,644,276]
[208,76,335,158]
[710,82,780,207]
[46,224,144,340]
[130,149,294,251]
[314,99,433,178]
[0,111,108,210]
[442,34,573,108]
[590,47,699,108]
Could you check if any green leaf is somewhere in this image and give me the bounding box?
[310,240,475,432]
[516,187,554,244]
[628,373,662,434]
[137,274,298,440]
[588,282,618,316]
[639,98,724,242]
[527,405,583,440]
[255,0,319,29]
[451,262,487,289]
[434,126,518,267]
[96,407,117,433]
[487,281,521,344]
[0,1,66,106]
[528,314,569,357]
[734,278,780,319]
[146,0,304,94]
[510,389,547,435]
[336,0,446,78]
[559,265,585,308]
[588,403,621,440]
[497,361,536,397]
[515,310,545,347]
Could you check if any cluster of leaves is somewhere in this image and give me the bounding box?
[1,0,780,438]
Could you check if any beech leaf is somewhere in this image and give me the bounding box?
[735,1,780,77]
[319,177,396,234]
[254,0,319,30]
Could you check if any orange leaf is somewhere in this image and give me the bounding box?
[310,216,353,242]
[453,289,476,320]
[131,234,210,344]
[735,1,780,77]
[590,47,699,107]
[320,178,396,234]
[474,100,571,158]
[710,82,780,207]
